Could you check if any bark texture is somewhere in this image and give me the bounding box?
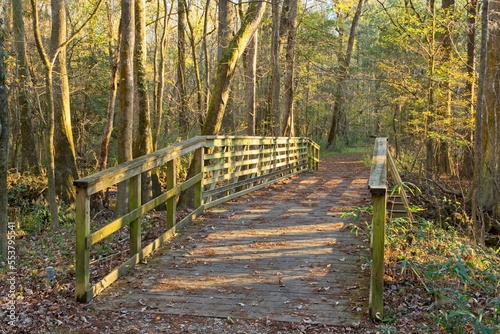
[51,0,78,204]
[134,0,153,204]
[281,0,297,137]
[244,33,258,136]
[13,0,38,171]
[476,0,500,243]
[327,0,365,147]
[202,1,267,136]
[0,14,9,259]
[117,0,135,215]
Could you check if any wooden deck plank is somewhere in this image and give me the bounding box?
[92,155,370,326]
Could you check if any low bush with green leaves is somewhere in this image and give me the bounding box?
[381,216,500,333]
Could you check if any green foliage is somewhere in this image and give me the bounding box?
[390,181,421,197]
[19,202,74,236]
[341,205,373,224]
[7,170,75,235]
[319,144,371,157]
[384,216,500,332]
[7,170,46,206]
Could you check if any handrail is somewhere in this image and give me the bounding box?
[386,150,415,224]
[75,136,320,303]
[368,137,387,320]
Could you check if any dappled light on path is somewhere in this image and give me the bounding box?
[92,155,371,326]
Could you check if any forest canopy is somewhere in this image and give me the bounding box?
[0,0,499,261]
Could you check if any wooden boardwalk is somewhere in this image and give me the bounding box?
[92,155,370,326]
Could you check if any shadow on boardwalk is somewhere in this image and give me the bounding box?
[91,154,374,333]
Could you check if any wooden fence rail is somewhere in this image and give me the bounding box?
[367,137,387,320]
[367,137,415,320]
[74,136,320,303]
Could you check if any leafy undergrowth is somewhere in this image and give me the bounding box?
[378,216,500,333]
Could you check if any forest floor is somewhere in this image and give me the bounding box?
[1,152,499,333]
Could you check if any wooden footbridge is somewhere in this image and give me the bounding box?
[74,136,405,325]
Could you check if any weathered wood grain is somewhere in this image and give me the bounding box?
[75,136,319,302]
[92,155,370,325]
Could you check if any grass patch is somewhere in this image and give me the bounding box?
[320,144,371,157]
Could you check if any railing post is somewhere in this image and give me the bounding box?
[308,140,313,170]
[75,187,91,303]
[307,140,319,171]
[368,137,388,321]
[193,147,204,209]
[166,158,176,229]
[370,191,386,320]
[315,144,319,171]
[129,174,141,256]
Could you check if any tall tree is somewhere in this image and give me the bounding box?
[327,0,366,147]
[31,0,60,228]
[202,0,212,124]
[202,0,267,135]
[31,0,104,225]
[217,0,235,63]
[116,0,135,215]
[218,0,236,133]
[13,0,38,172]
[177,0,189,138]
[244,33,258,136]
[434,0,455,175]
[266,0,281,136]
[0,2,9,260]
[475,0,500,245]
[152,0,172,147]
[134,0,153,204]
[52,0,78,204]
[151,0,172,210]
[462,0,478,176]
[97,0,120,174]
[466,0,478,119]
[179,0,267,209]
[281,0,298,137]
[184,0,205,126]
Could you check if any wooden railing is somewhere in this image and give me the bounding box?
[367,137,387,320]
[367,137,413,320]
[74,136,320,303]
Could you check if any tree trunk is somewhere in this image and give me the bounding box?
[244,33,258,136]
[51,0,79,204]
[202,1,267,136]
[151,0,171,210]
[327,0,365,147]
[218,0,236,133]
[463,0,478,176]
[473,0,488,245]
[31,0,59,229]
[117,0,135,216]
[134,0,153,205]
[217,0,235,63]
[97,0,120,174]
[13,0,38,172]
[476,0,500,245]
[202,0,211,126]
[184,0,205,129]
[0,16,9,260]
[281,0,297,137]
[436,0,455,175]
[424,0,438,177]
[179,0,267,209]
[266,0,281,136]
[177,0,189,138]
